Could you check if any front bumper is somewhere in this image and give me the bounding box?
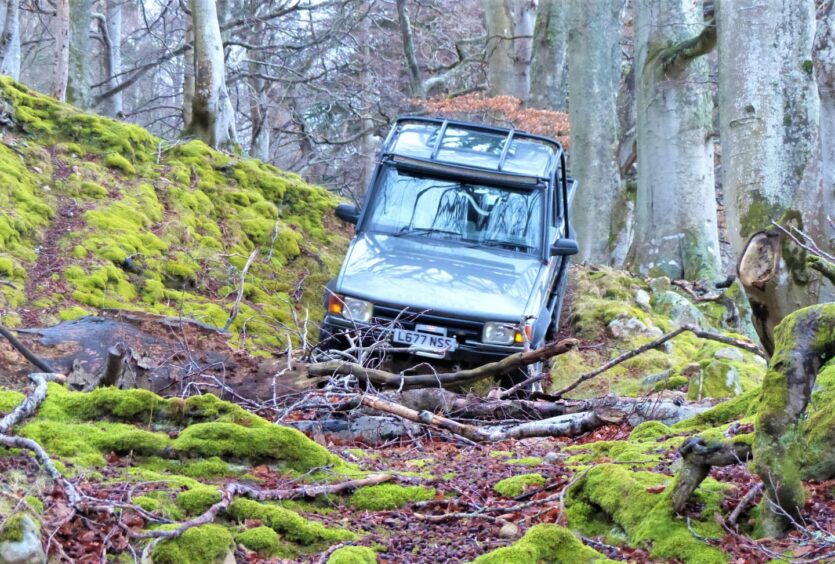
[321,314,523,364]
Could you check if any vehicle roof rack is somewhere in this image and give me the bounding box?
[381,116,563,180]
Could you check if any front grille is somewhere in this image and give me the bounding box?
[372,304,483,344]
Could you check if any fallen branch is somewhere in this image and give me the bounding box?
[0,324,56,372]
[727,483,763,526]
[132,473,393,540]
[309,338,578,390]
[552,324,764,400]
[223,249,258,331]
[670,436,752,514]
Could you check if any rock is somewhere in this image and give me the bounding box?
[648,276,671,293]
[635,289,652,311]
[0,514,45,564]
[688,361,743,400]
[641,369,675,387]
[544,452,562,464]
[651,290,706,327]
[498,522,519,539]
[713,347,744,362]
[753,355,768,368]
[608,316,651,339]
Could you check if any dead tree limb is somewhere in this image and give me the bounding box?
[727,483,763,527]
[552,325,764,399]
[223,249,258,331]
[93,344,126,389]
[0,324,55,372]
[670,436,752,514]
[133,473,393,540]
[309,338,579,390]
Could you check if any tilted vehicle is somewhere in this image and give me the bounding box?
[319,117,578,380]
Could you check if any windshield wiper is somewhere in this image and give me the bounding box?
[469,240,535,251]
[391,227,437,238]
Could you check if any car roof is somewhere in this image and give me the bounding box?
[382,116,563,181]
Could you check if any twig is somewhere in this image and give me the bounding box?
[499,373,546,399]
[552,324,764,399]
[727,483,763,526]
[132,473,393,540]
[0,325,56,373]
[223,249,258,331]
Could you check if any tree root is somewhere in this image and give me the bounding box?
[670,436,752,514]
[309,338,579,390]
[131,473,393,540]
[0,324,56,373]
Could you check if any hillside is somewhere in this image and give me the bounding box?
[0,78,346,353]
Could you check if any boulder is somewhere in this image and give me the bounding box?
[0,514,45,564]
[651,290,706,327]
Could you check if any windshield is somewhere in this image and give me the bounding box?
[364,167,543,254]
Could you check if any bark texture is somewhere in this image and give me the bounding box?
[632,0,720,281]
[529,0,567,111]
[0,0,20,80]
[815,2,835,255]
[187,0,237,149]
[567,0,624,266]
[670,437,752,514]
[66,0,92,108]
[50,0,70,101]
[396,0,425,99]
[718,0,827,307]
[483,0,535,100]
[100,0,122,116]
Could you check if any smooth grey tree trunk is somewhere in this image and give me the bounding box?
[187,0,237,149]
[50,0,70,101]
[483,0,535,100]
[529,0,567,111]
[99,0,122,116]
[247,18,269,161]
[718,0,827,307]
[815,2,835,256]
[396,0,425,99]
[632,0,720,281]
[66,0,92,108]
[567,0,624,266]
[182,23,195,130]
[0,0,20,80]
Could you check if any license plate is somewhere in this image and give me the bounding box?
[392,329,458,352]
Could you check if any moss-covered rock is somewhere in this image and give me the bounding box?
[471,524,616,563]
[348,484,435,510]
[493,473,546,498]
[227,498,355,544]
[151,524,233,564]
[327,546,378,564]
[236,526,281,556]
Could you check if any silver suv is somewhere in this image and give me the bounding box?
[319,117,577,373]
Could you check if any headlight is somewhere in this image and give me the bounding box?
[342,296,373,323]
[482,322,517,345]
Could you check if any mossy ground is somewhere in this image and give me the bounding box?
[0,78,347,352]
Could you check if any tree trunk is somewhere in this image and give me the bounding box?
[187,0,237,149]
[631,0,720,281]
[50,0,70,101]
[567,0,624,266]
[718,0,826,307]
[528,0,567,111]
[99,0,122,117]
[396,0,425,99]
[0,0,20,80]
[66,0,92,108]
[483,0,535,101]
[247,18,269,161]
[182,23,195,130]
[814,2,835,256]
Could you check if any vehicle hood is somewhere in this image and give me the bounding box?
[337,233,545,321]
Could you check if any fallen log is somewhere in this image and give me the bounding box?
[308,338,579,390]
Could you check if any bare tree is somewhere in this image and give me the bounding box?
[0,0,21,79]
[631,0,721,281]
[529,0,567,111]
[815,1,835,255]
[396,0,425,98]
[97,0,122,116]
[66,0,92,107]
[483,0,534,100]
[187,0,237,148]
[50,0,70,101]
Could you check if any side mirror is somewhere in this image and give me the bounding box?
[335,203,360,225]
[550,238,579,256]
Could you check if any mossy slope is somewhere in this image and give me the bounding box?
[0,78,346,352]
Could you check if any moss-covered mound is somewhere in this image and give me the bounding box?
[471,524,616,563]
[0,78,346,352]
[551,266,764,398]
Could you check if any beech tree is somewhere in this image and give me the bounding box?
[718,0,827,311]
[50,0,70,101]
[529,0,567,111]
[483,0,535,100]
[187,0,237,149]
[815,2,835,254]
[631,0,721,281]
[567,0,625,266]
[98,0,122,117]
[0,0,20,79]
[66,0,92,108]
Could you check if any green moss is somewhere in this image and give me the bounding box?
[328,546,378,564]
[567,464,727,563]
[57,306,90,321]
[228,498,355,544]
[151,524,233,564]
[133,496,161,513]
[506,457,543,466]
[23,496,44,514]
[471,524,615,563]
[629,421,671,441]
[236,526,281,556]
[494,474,546,498]
[0,513,26,543]
[348,484,435,510]
[176,487,222,515]
[672,388,760,432]
[103,153,136,175]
